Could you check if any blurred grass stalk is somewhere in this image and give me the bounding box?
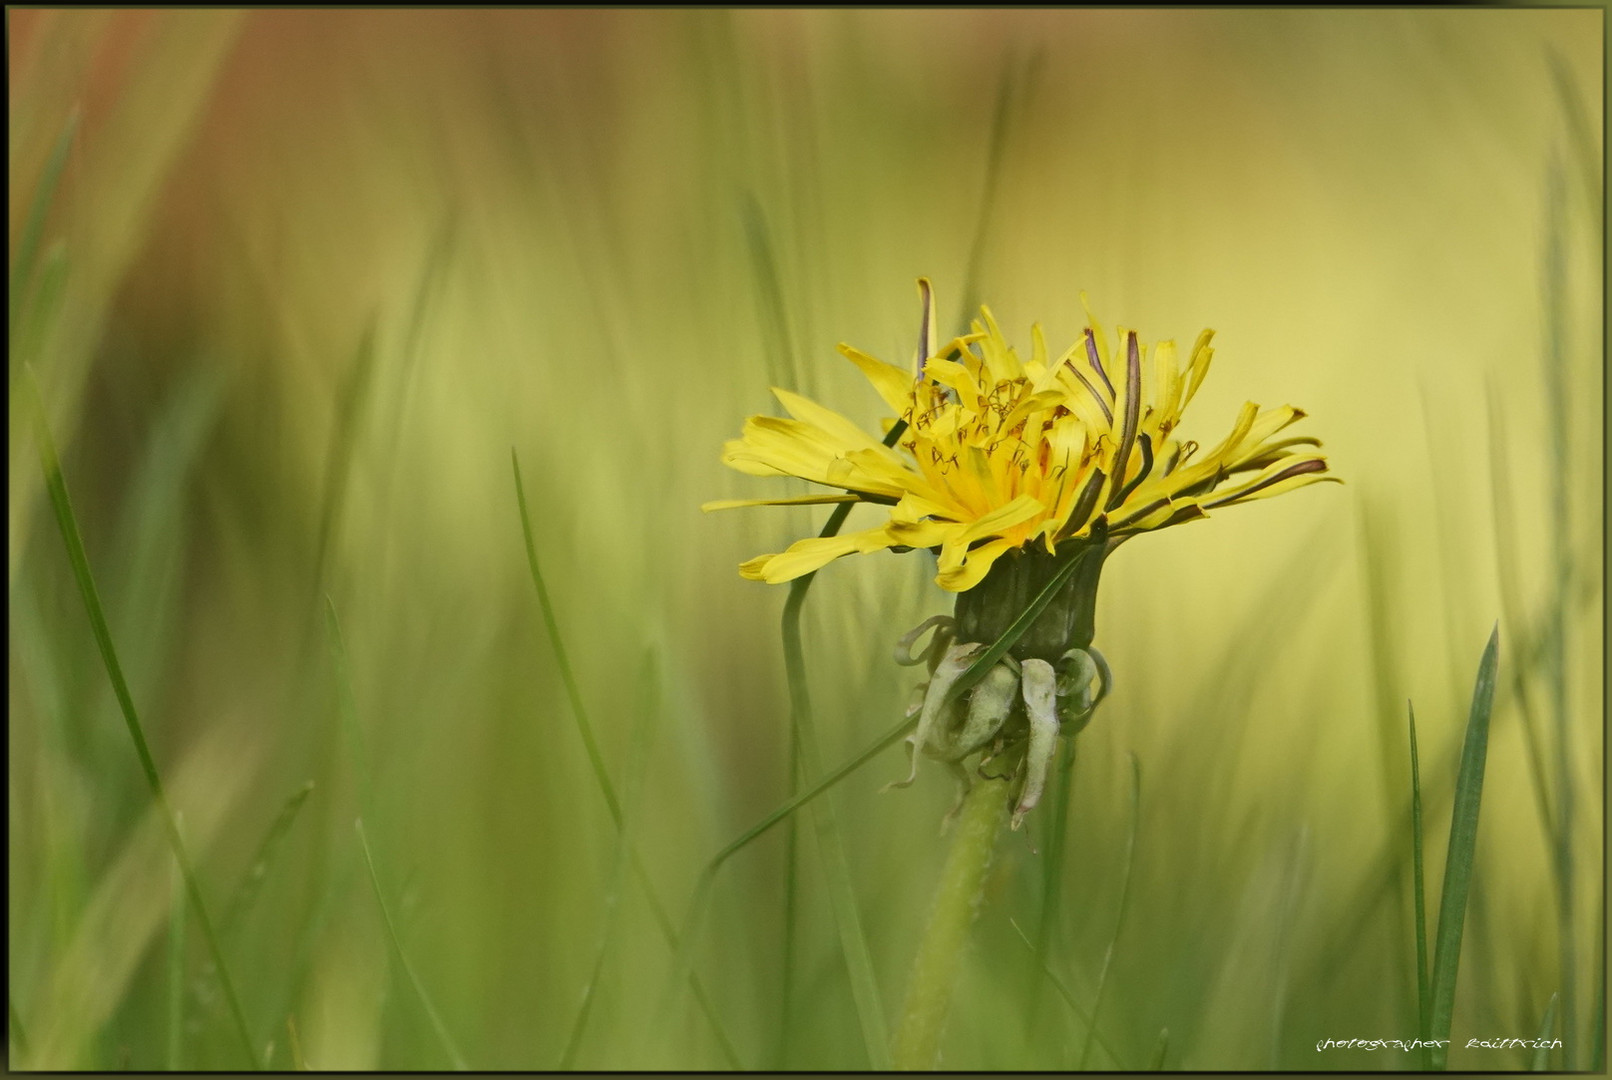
[25,372,260,1069]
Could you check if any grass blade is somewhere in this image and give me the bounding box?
[1541,157,1578,1072]
[222,781,317,933]
[511,449,740,1068]
[1007,918,1126,1068]
[1078,752,1141,1070]
[9,107,78,338]
[354,818,468,1071]
[1409,702,1431,1067]
[1026,737,1076,1030]
[8,996,29,1063]
[1530,992,1559,1070]
[27,370,260,1069]
[781,591,891,1068]
[167,823,187,1070]
[1150,1027,1169,1070]
[559,651,660,1068]
[1427,624,1500,1070]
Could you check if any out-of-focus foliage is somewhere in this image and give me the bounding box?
[8,10,1602,1070]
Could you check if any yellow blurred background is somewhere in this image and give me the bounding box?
[8,9,1602,1070]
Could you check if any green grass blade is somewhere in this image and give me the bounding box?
[9,108,78,338]
[1530,992,1559,1070]
[740,193,803,398]
[1078,752,1141,1070]
[222,780,316,933]
[1149,1027,1169,1070]
[27,370,260,1069]
[167,824,187,1070]
[956,46,1042,323]
[354,818,468,1071]
[511,449,740,1068]
[1026,736,1076,1029]
[1426,624,1500,1071]
[1006,918,1126,1068]
[1409,702,1431,1067]
[1541,158,1578,1072]
[323,599,375,822]
[8,995,29,1063]
[781,594,891,1068]
[310,322,379,602]
[743,192,807,1065]
[559,651,660,1068]
[1484,384,1559,845]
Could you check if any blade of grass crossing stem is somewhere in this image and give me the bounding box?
[560,651,659,1068]
[1078,753,1141,1070]
[168,821,187,1070]
[1409,703,1431,1066]
[781,594,891,1068]
[1007,919,1125,1068]
[1427,625,1500,1071]
[354,819,467,1070]
[661,537,1095,1027]
[511,449,740,1068]
[1530,992,1559,1070]
[27,370,260,1068]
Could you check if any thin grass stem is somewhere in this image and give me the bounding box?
[559,651,659,1068]
[167,820,187,1070]
[354,819,468,1071]
[1530,992,1559,1071]
[1007,918,1125,1068]
[511,450,740,1068]
[781,588,891,1068]
[27,370,260,1069]
[1077,753,1141,1071]
[1409,703,1431,1068]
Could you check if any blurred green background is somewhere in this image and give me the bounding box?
[7,9,1603,1071]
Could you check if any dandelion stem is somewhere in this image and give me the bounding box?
[891,775,1010,1070]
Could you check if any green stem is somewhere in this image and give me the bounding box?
[891,775,1010,1070]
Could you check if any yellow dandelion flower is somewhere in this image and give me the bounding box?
[706,279,1337,595]
[708,279,1338,827]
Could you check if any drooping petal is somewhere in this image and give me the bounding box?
[936,536,1016,592]
[741,525,896,583]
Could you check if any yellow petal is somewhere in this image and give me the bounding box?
[739,553,776,580]
[772,388,881,450]
[755,527,896,583]
[839,344,916,414]
[702,494,864,512]
[955,492,1044,544]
